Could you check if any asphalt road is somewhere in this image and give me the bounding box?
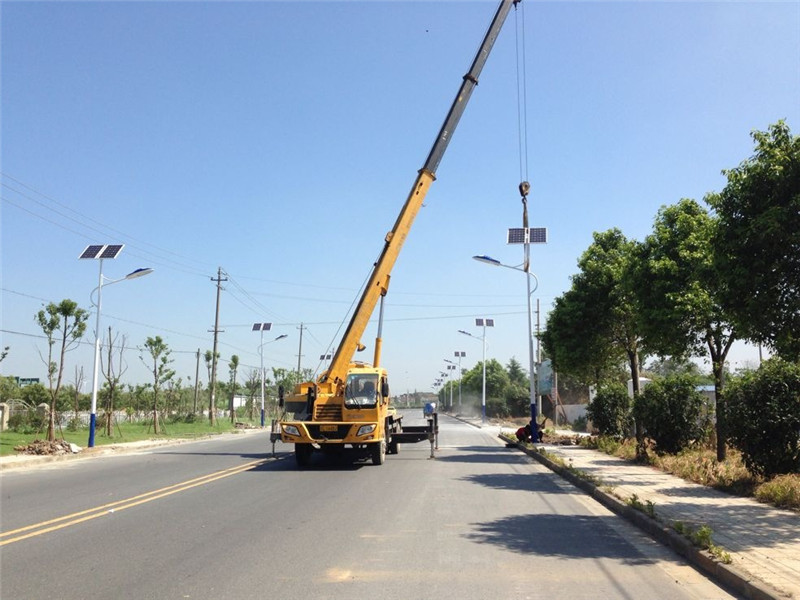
[0,412,739,600]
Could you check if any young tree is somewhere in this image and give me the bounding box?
[140,336,175,434]
[635,199,736,461]
[243,368,260,421]
[101,327,128,437]
[706,121,800,360]
[228,355,239,424]
[35,299,89,441]
[71,365,85,424]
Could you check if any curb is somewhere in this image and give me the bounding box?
[504,435,781,600]
[0,428,265,472]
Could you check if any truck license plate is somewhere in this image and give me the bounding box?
[320,425,337,432]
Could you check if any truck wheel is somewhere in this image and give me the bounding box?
[371,440,386,465]
[388,439,399,455]
[295,443,312,468]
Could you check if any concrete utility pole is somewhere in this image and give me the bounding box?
[209,267,227,425]
[193,348,200,414]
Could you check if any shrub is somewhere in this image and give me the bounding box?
[633,374,706,454]
[586,383,632,438]
[726,358,800,477]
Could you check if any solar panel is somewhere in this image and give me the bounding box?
[475,318,484,326]
[252,324,261,331]
[507,227,548,244]
[79,245,104,259]
[252,322,272,331]
[507,228,526,244]
[529,227,548,243]
[99,244,124,259]
[486,319,495,327]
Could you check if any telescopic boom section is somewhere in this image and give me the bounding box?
[321,0,519,387]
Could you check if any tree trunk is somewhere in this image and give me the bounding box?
[627,348,645,459]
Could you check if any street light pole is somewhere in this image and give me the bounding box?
[454,351,465,408]
[473,254,539,437]
[81,242,152,448]
[460,319,493,424]
[252,323,271,427]
[253,323,288,427]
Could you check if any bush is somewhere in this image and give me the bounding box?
[633,374,706,455]
[726,358,800,477]
[8,412,46,434]
[586,383,632,438]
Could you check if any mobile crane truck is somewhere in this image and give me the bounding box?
[273,0,520,467]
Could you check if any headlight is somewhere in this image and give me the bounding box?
[283,424,300,437]
[357,424,376,437]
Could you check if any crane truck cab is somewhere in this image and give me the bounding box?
[279,363,399,467]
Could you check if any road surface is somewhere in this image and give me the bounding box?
[0,412,739,599]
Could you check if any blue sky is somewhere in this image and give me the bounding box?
[2,0,798,395]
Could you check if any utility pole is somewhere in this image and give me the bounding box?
[193,348,200,414]
[209,267,227,425]
[296,322,304,376]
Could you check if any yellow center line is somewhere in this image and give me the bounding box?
[0,458,268,546]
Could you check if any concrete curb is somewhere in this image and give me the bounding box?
[503,435,781,600]
[0,428,264,472]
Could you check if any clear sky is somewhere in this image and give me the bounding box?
[2,0,798,395]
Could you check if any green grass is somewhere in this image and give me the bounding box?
[0,420,254,457]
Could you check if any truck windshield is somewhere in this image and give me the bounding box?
[344,374,378,409]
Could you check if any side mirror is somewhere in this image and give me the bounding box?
[381,379,390,398]
[278,385,285,408]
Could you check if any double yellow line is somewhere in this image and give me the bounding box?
[0,458,268,546]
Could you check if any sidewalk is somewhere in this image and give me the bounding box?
[517,435,799,600]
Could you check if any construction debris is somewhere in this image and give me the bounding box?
[13,439,81,455]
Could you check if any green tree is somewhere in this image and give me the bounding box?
[228,355,239,424]
[141,336,175,434]
[0,376,20,402]
[706,121,800,360]
[35,299,89,441]
[544,230,648,452]
[635,199,736,460]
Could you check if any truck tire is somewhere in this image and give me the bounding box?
[371,440,386,465]
[295,443,313,468]
[388,439,399,455]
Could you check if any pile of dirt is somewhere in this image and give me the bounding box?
[13,439,79,455]
[234,422,258,430]
[540,432,587,445]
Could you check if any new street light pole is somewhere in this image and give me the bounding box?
[474,254,540,439]
[460,318,493,424]
[253,323,287,427]
[454,351,465,408]
[80,243,152,448]
[444,360,457,409]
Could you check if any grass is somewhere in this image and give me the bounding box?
[581,436,800,512]
[673,521,732,564]
[0,419,254,457]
